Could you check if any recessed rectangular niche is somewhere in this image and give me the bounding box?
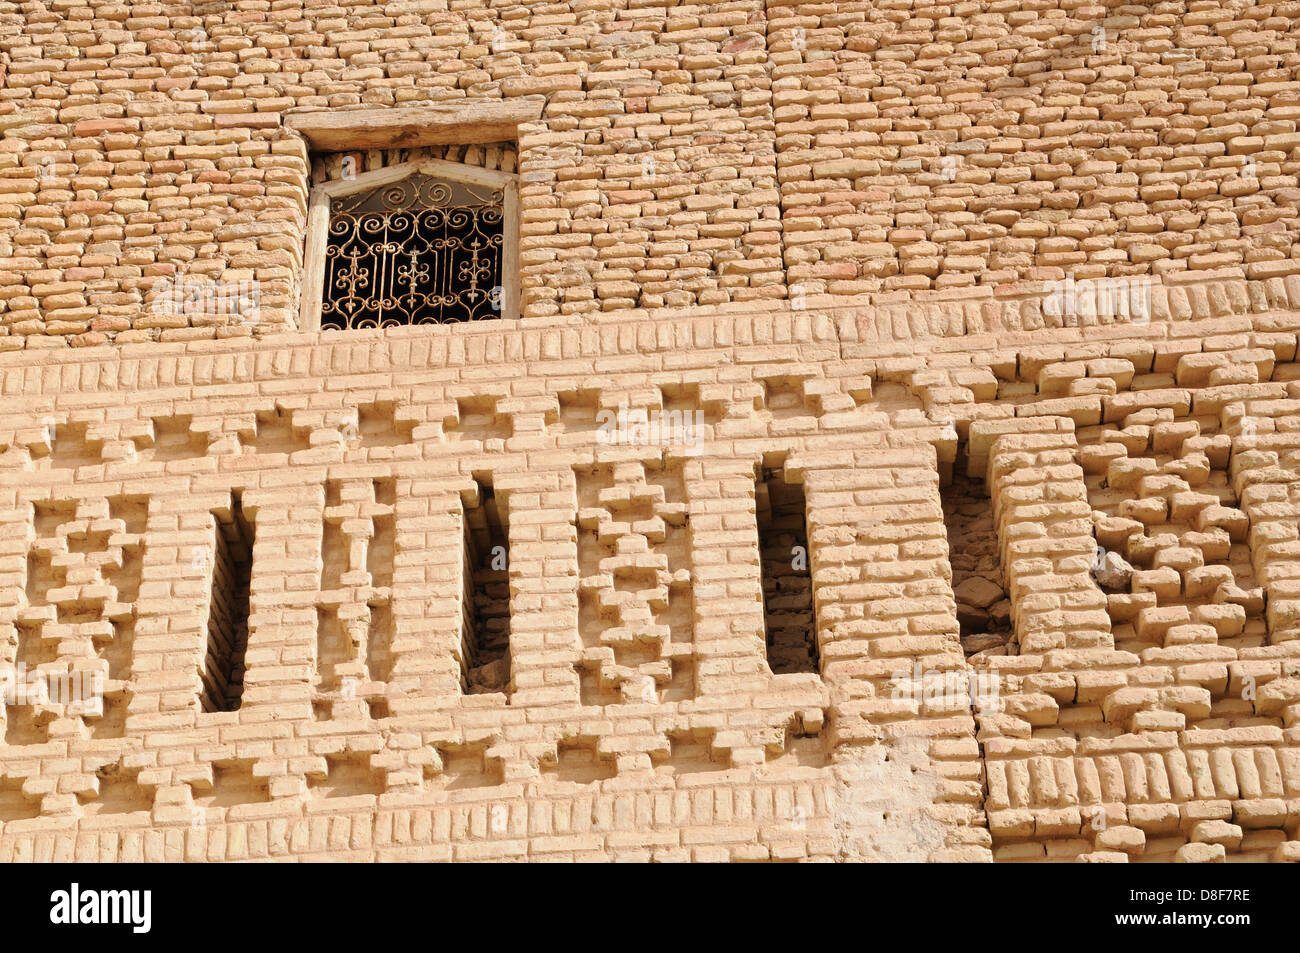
[316,606,349,690]
[756,466,819,675]
[200,492,252,713]
[366,601,394,683]
[941,472,1011,655]
[461,476,510,694]
[368,497,395,590]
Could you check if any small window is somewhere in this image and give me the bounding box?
[301,159,520,330]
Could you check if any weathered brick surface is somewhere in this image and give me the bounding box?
[2,2,1299,343]
[769,1,1300,295]
[2,1,1300,863]
[0,0,782,339]
[0,300,1296,861]
[0,309,989,862]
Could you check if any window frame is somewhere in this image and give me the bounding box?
[300,158,521,331]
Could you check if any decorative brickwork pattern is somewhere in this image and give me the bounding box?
[2,1,1300,864]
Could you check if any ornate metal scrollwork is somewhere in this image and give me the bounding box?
[322,173,505,329]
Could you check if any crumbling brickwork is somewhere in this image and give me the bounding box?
[1,1,1300,863]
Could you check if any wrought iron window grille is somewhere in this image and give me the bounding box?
[301,159,520,330]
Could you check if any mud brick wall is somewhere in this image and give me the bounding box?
[0,306,996,862]
[2,286,1299,861]
[3,1,1300,864]
[767,0,1300,295]
[942,300,1300,863]
[3,1,1300,346]
[0,0,782,340]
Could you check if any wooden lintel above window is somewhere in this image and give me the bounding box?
[284,98,545,152]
